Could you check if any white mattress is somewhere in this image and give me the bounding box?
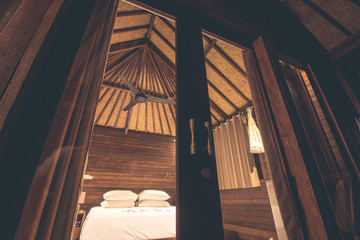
[80,206,176,240]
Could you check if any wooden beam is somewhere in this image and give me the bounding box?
[301,0,352,37]
[207,79,238,110]
[204,39,216,56]
[147,14,156,38]
[148,42,175,70]
[159,16,176,32]
[149,51,171,97]
[109,38,148,54]
[153,28,175,51]
[114,92,129,127]
[162,103,172,135]
[156,102,164,134]
[113,25,149,34]
[209,99,228,119]
[204,35,247,78]
[116,10,149,17]
[105,90,123,126]
[205,59,250,102]
[95,89,117,125]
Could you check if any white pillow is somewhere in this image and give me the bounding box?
[103,190,137,201]
[136,200,170,207]
[101,200,135,208]
[138,190,170,201]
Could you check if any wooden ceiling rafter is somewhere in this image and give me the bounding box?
[105,49,141,82]
[211,112,220,124]
[113,25,149,34]
[204,39,217,56]
[105,90,123,126]
[205,59,250,102]
[135,99,141,132]
[95,89,117,125]
[149,50,172,97]
[147,14,156,38]
[204,35,247,78]
[145,101,148,132]
[114,91,129,128]
[214,101,253,127]
[105,48,141,79]
[152,28,176,51]
[207,79,238,110]
[116,10,150,17]
[158,17,176,33]
[151,102,156,133]
[153,53,176,91]
[109,38,148,54]
[155,102,164,135]
[170,105,176,122]
[148,42,175,71]
[209,99,228,120]
[98,88,111,102]
[124,47,147,134]
[162,103,172,135]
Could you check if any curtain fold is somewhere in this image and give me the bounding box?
[214,115,260,189]
[247,107,265,153]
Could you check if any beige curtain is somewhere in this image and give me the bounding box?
[213,115,260,189]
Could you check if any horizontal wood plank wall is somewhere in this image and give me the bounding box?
[220,181,278,240]
[81,126,176,213]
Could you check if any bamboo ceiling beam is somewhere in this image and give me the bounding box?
[153,53,176,92]
[205,59,250,102]
[117,10,150,17]
[147,14,156,38]
[113,25,149,34]
[156,102,164,135]
[134,48,147,88]
[145,101,148,132]
[207,79,238,110]
[204,39,217,56]
[169,104,176,123]
[105,90,123,126]
[149,51,171,97]
[98,88,111,102]
[105,48,141,78]
[95,89,117,125]
[107,51,140,83]
[159,17,175,32]
[162,104,172,135]
[151,102,156,133]
[109,38,148,54]
[148,42,175,71]
[301,0,352,37]
[148,55,163,95]
[204,35,247,78]
[211,112,220,124]
[152,28,175,51]
[124,98,135,134]
[114,91,129,127]
[136,100,141,132]
[209,99,228,120]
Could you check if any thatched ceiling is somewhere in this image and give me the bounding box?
[94,0,252,136]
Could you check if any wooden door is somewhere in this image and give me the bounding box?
[248,36,360,240]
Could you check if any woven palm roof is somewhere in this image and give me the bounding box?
[94,0,252,136]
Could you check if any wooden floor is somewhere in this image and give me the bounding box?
[220,181,278,240]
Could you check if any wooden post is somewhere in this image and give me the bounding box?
[176,15,224,240]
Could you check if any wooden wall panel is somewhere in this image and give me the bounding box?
[81,126,176,213]
[220,182,278,240]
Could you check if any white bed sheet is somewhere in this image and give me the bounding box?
[80,206,176,240]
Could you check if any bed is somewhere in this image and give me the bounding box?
[79,206,176,240]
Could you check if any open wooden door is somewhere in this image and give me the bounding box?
[247,36,360,240]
